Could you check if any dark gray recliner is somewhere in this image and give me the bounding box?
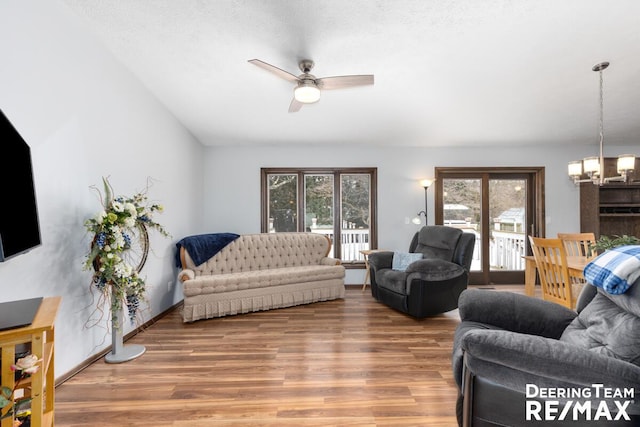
[452,282,640,426]
[368,225,475,318]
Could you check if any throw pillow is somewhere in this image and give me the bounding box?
[583,245,640,294]
[392,252,423,271]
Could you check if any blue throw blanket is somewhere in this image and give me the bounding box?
[174,233,240,267]
[583,245,640,294]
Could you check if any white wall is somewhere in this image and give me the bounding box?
[0,1,204,377]
[203,143,631,284]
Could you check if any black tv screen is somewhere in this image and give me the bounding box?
[0,109,41,262]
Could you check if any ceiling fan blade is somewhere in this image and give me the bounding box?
[248,59,300,83]
[317,75,374,90]
[288,98,303,113]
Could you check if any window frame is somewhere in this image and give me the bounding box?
[261,167,378,268]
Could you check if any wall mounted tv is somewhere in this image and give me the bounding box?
[0,109,41,262]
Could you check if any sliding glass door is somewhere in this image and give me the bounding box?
[435,167,544,285]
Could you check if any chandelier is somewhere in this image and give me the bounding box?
[568,62,635,185]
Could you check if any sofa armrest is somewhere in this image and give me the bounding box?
[453,232,476,271]
[462,329,640,397]
[405,259,465,282]
[320,257,341,266]
[458,289,576,339]
[179,269,195,282]
[368,251,394,270]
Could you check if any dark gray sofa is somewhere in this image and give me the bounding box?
[452,282,640,426]
[368,225,475,318]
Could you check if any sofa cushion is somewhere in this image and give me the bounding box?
[560,281,640,367]
[376,268,408,294]
[183,264,345,297]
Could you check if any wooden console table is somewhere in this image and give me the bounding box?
[0,296,61,427]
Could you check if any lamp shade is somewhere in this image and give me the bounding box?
[294,83,320,104]
[617,154,636,173]
[420,179,434,188]
[583,156,600,175]
[567,161,583,177]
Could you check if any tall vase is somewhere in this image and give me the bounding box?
[104,307,145,363]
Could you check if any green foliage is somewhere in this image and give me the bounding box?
[591,234,640,252]
[0,386,11,412]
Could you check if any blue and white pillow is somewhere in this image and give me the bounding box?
[392,252,423,271]
[583,245,640,294]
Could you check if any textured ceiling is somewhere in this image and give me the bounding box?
[62,0,640,148]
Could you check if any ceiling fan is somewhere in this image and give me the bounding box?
[248,58,374,113]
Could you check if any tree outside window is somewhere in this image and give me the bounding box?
[262,168,377,264]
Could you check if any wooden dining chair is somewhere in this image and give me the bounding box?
[557,232,596,289]
[557,232,597,259]
[528,236,578,309]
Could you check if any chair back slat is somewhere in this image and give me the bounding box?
[557,232,597,259]
[528,236,576,309]
[557,232,597,288]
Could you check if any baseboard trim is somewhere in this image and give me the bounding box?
[55,300,184,387]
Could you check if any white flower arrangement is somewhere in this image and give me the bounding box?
[84,177,170,323]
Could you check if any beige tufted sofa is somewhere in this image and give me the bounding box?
[178,232,345,322]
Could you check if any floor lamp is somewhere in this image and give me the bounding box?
[412,179,433,225]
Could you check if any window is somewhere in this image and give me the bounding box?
[261,168,377,266]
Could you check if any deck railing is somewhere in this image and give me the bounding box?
[310,227,525,270]
[310,228,369,261]
[490,230,525,270]
[444,224,524,271]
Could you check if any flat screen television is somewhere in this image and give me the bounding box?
[0,109,41,262]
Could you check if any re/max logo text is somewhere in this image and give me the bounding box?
[525,384,634,422]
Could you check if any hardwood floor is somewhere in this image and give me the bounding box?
[55,285,529,427]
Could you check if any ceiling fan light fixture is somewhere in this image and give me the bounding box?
[249,58,374,112]
[294,82,321,104]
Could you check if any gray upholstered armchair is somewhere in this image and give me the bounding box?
[368,225,475,318]
[452,283,640,426]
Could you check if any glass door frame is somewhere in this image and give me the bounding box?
[434,166,545,285]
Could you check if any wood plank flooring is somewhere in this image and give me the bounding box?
[55,285,528,427]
